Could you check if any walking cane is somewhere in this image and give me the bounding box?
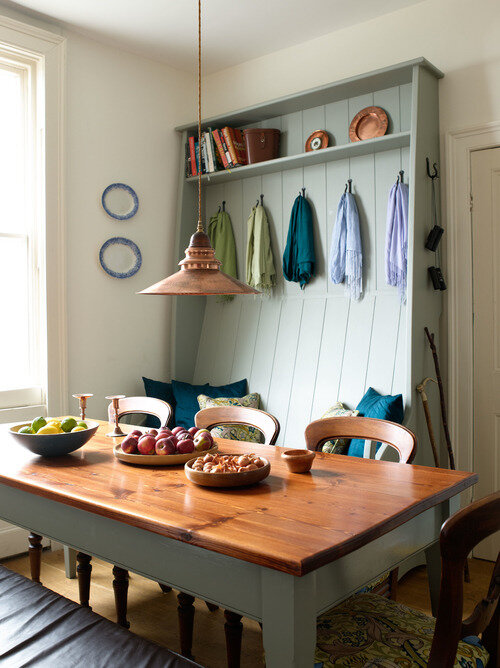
[416,378,440,467]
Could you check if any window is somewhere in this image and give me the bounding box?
[0,51,44,411]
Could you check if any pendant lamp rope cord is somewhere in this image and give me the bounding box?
[197,0,203,232]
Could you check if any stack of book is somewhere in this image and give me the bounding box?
[186,127,247,177]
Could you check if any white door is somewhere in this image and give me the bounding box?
[471,147,500,560]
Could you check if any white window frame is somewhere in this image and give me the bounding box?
[0,15,66,422]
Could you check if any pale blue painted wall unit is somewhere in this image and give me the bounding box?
[172,58,443,462]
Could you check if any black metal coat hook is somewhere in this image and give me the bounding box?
[426,158,439,180]
[398,170,404,183]
[299,187,306,197]
[344,179,352,194]
[222,200,226,212]
[257,193,264,206]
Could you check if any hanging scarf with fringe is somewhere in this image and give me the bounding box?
[385,179,409,303]
[246,203,276,294]
[329,191,362,300]
[208,209,238,303]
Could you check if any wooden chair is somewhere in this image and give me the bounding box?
[178,405,280,664]
[315,491,500,668]
[28,397,173,630]
[194,405,280,444]
[304,415,417,463]
[107,396,172,428]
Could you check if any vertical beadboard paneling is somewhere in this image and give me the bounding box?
[194,299,224,383]
[392,303,407,395]
[211,300,242,386]
[302,105,326,149]
[310,298,350,418]
[325,99,349,146]
[303,163,327,293]
[364,295,401,393]
[400,83,413,132]
[230,298,262,384]
[280,111,302,157]
[374,87,401,134]
[348,93,375,123]
[338,296,376,408]
[284,298,326,444]
[249,298,282,409]
[267,299,304,445]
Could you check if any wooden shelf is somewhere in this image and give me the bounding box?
[186,132,411,185]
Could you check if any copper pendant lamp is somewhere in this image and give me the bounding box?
[140,0,259,297]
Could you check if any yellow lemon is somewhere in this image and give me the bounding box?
[71,426,85,432]
[37,425,59,435]
[47,420,61,430]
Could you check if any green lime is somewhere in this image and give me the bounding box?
[61,417,77,433]
[19,426,33,434]
[76,421,87,429]
[31,416,47,434]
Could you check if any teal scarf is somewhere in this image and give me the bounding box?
[283,194,315,288]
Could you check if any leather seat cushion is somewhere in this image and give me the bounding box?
[0,565,200,668]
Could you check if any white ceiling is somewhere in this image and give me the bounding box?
[2,0,425,74]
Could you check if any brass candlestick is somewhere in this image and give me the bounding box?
[72,393,93,421]
[105,395,126,437]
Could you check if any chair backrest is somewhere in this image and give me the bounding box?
[429,492,500,667]
[194,406,280,445]
[107,396,172,429]
[304,416,417,463]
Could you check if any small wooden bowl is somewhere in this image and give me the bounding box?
[184,457,270,488]
[281,449,315,473]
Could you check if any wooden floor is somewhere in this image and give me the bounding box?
[2,551,494,668]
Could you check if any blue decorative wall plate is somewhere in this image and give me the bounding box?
[99,237,142,279]
[101,183,139,220]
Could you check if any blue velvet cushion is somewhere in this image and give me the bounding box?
[171,379,247,429]
[142,377,176,427]
[348,387,404,457]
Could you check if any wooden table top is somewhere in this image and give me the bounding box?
[1,421,477,575]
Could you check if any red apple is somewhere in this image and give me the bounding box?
[129,429,143,438]
[188,426,199,438]
[158,427,172,437]
[176,438,195,454]
[172,426,185,436]
[194,432,213,451]
[147,429,158,437]
[175,431,190,441]
[121,435,138,454]
[155,437,176,455]
[137,435,156,455]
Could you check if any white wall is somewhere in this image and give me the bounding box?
[64,31,194,418]
[202,0,500,135]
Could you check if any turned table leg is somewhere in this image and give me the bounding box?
[158,582,172,593]
[113,566,130,628]
[76,552,92,608]
[224,609,243,668]
[205,601,219,612]
[177,591,195,658]
[28,533,42,583]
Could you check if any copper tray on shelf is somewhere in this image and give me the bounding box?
[349,106,388,142]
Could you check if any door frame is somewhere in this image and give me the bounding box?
[446,121,500,487]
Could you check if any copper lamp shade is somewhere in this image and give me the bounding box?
[139,230,260,296]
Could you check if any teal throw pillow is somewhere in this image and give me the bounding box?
[171,378,247,429]
[348,387,404,457]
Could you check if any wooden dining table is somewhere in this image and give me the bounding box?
[0,421,477,667]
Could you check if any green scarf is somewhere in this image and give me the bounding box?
[246,204,276,294]
[208,210,238,302]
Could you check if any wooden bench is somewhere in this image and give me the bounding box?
[0,564,201,668]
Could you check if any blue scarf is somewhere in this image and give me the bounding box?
[329,192,362,300]
[385,180,409,303]
[283,194,315,289]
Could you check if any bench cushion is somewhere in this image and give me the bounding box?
[0,565,200,668]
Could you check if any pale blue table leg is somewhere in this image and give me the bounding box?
[261,569,317,668]
[63,545,77,579]
[424,541,441,616]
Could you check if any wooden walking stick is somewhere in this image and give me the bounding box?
[416,377,440,467]
[424,327,456,470]
[424,327,470,582]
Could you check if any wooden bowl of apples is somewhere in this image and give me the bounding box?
[113,426,217,466]
[184,452,270,487]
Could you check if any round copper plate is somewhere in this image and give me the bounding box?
[305,130,329,152]
[349,106,388,142]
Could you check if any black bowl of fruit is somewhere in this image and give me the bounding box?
[113,425,217,465]
[9,416,99,457]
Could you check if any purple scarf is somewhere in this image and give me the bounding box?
[385,181,409,302]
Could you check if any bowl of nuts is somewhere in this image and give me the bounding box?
[184,452,270,488]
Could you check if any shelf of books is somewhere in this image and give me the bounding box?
[185,130,411,185]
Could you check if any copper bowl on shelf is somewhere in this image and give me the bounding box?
[281,449,315,474]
